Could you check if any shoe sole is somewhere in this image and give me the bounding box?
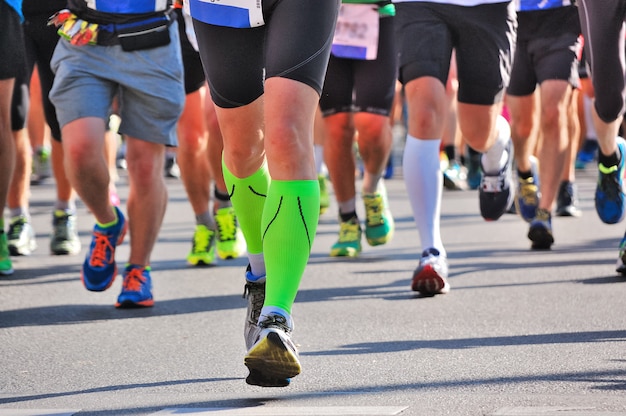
[244,332,301,384]
[246,369,291,387]
[330,247,361,257]
[555,207,582,218]
[528,227,554,250]
[115,299,154,308]
[411,265,450,295]
[8,242,37,256]
[187,258,216,266]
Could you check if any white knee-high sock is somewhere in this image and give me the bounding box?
[402,136,446,256]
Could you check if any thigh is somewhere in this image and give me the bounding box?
[394,2,452,87]
[0,2,25,80]
[49,40,117,129]
[578,0,626,121]
[353,17,398,116]
[507,40,537,97]
[264,0,339,96]
[319,56,355,115]
[193,20,265,108]
[533,32,581,89]
[453,1,516,105]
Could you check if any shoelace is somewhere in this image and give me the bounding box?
[7,218,26,241]
[89,231,115,267]
[215,211,237,241]
[364,195,384,226]
[338,221,360,242]
[122,268,147,292]
[534,208,551,223]
[519,179,538,205]
[243,281,265,325]
[599,167,623,199]
[258,313,291,333]
[193,227,213,253]
[53,215,71,240]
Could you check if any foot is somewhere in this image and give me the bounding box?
[245,312,300,387]
[7,215,37,256]
[528,208,554,250]
[330,216,362,257]
[363,184,394,246]
[411,248,450,295]
[215,207,246,260]
[115,264,154,308]
[82,206,127,291]
[595,137,626,224]
[479,140,514,221]
[186,224,217,266]
[50,210,81,255]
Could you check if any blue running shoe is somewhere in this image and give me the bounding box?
[81,206,127,291]
[515,156,540,223]
[595,138,626,224]
[116,264,154,308]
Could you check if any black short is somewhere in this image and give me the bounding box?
[22,12,62,139]
[192,0,339,108]
[395,1,516,105]
[0,1,26,80]
[320,16,397,117]
[578,0,626,123]
[507,31,581,96]
[175,8,206,95]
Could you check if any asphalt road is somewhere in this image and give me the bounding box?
[1,162,626,416]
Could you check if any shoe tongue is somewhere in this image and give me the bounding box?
[422,248,440,257]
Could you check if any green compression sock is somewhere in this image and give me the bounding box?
[262,179,320,314]
[222,160,270,255]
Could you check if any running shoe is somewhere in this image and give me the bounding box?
[595,138,626,224]
[555,180,582,217]
[411,248,450,295]
[515,155,539,223]
[319,174,330,214]
[479,140,514,221]
[164,155,180,179]
[527,208,554,250]
[443,160,469,191]
[115,264,154,308]
[50,210,81,255]
[7,215,37,256]
[515,176,539,223]
[616,233,626,275]
[0,231,13,276]
[82,206,127,292]
[363,184,394,246]
[245,312,300,387]
[243,265,266,350]
[215,207,246,260]
[330,216,362,257]
[575,138,598,169]
[31,146,52,184]
[186,224,217,266]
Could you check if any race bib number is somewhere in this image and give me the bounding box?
[189,0,264,29]
[331,3,379,60]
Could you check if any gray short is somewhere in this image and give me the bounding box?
[49,23,185,146]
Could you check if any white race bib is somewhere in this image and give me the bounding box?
[190,0,264,29]
[331,3,379,60]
